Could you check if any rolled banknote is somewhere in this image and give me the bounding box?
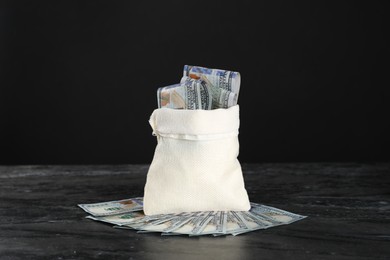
[157,78,212,110]
[182,65,241,97]
[181,76,237,109]
[156,65,240,110]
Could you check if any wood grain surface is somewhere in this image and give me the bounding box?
[0,163,389,259]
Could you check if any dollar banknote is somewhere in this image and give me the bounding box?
[249,203,307,225]
[134,213,195,233]
[114,213,178,230]
[156,65,240,110]
[224,211,250,235]
[85,211,146,226]
[157,78,212,110]
[190,211,227,236]
[77,197,143,216]
[160,213,204,235]
[230,211,273,236]
[184,211,215,235]
[78,197,307,236]
[183,65,241,97]
[181,76,238,109]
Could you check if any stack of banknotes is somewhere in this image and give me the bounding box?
[78,197,306,236]
[157,65,241,110]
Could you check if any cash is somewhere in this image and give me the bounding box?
[157,79,212,110]
[77,197,143,216]
[78,197,307,236]
[182,65,241,97]
[157,65,240,110]
[85,211,146,226]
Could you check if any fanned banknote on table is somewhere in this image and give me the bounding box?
[78,197,307,236]
[157,65,240,110]
[77,197,143,216]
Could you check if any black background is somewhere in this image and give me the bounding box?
[0,1,389,165]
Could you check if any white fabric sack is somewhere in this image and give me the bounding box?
[143,105,250,215]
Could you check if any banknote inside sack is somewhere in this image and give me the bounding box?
[78,197,307,236]
[157,65,240,110]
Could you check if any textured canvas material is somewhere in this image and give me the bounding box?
[143,105,250,215]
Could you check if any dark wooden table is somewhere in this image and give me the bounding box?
[0,163,389,259]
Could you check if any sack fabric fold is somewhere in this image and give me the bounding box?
[143,105,250,215]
